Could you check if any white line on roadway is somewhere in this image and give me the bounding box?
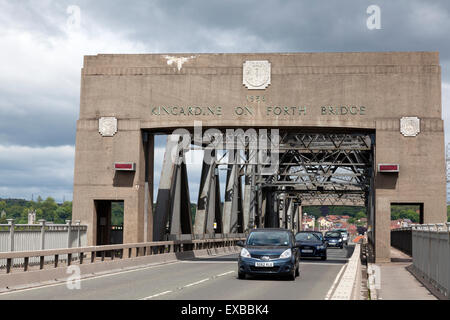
[140,270,235,300]
[183,278,210,288]
[216,271,235,277]
[324,263,347,300]
[179,261,235,264]
[140,290,173,300]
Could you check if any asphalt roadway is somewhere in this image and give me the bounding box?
[0,245,355,300]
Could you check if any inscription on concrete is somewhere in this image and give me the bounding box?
[400,117,420,137]
[243,60,271,90]
[99,117,117,137]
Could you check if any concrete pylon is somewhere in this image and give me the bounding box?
[194,150,222,235]
[153,135,193,241]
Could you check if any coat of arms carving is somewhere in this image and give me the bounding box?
[400,117,420,137]
[243,60,271,90]
[99,117,118,137]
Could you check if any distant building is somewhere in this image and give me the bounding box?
[28,210,36,224]
[390,219,412,229]
[318,217,333,230]
[348,224,357,235]
[302,215,316,230]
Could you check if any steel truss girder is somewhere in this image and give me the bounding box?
[154,135,193,241]
[194,149,222,235]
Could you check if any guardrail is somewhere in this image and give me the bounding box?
[411,223,450,298]
[0,234,246,274]
[0,219,88,268]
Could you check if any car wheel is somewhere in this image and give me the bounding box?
[295,266,300,277]
[238,272,246,280]
[288,269,296,281]
[321,255,327,261]
[340,245,343,249]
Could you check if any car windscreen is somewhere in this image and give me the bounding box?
[295,233,321,241]
[325,232,341,238]
[247,231,290,246]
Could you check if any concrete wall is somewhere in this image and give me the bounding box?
[73,52,446,262]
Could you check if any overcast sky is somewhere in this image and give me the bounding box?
[0,0,450,203]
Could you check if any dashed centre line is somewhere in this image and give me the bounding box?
[140,270,236,299]
[140,290,173,300]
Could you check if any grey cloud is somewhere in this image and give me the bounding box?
[1,0,450,200]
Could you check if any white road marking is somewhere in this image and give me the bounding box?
[217,271,235,277]
[183,278,210,288]
[140,290,173,300]
[179,261,236,264]
[324,263,347,300]
[300,262,348,266]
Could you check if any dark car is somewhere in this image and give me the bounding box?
[324,231,344,249]
[334,228,349,245]
[311,231,324,242]
[295,231,327,260]
[237,228,300,280]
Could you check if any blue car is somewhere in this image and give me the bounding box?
[237,228,300,280]
[325,231,344,249]
[295,231,327,260]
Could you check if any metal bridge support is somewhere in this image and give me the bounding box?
[243,149,257,232]
[194,150,222,235]
[264,189,279,228]
[153,135,193,241]
[286,199,294,231]
[222,151,243,234]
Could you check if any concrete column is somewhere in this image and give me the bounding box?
[66,220,72,248]
[7,219,14,252]
[76,220,81,247]
[39,219,46,250]
[375,197,390,263]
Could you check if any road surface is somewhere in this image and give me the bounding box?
[0,245,354,300]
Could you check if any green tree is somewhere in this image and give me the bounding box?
[0,200,6,212]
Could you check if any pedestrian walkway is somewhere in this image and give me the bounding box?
[375,247,436,300]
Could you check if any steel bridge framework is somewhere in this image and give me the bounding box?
[153,130,375,241]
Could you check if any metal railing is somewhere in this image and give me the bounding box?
[0,234,246,274]
[411,223,450,298]
[0,219,87,268]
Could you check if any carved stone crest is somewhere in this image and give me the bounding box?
[99,117,117,137]
[243,60,271,90]
[400,117,420,137]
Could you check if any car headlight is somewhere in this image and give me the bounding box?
[240,248,251,258]
[317,245,325,249]
[338,239,342,242]
[279,249,292,259]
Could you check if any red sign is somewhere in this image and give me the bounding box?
[378,164,399,173]
[114,162,135,171]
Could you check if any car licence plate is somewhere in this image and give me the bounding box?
[255,262,274,267]
[302,249,313,253]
